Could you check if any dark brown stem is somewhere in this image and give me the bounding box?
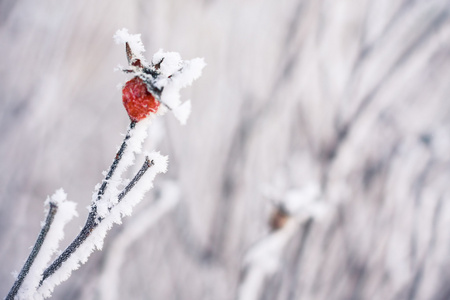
[6,203,58,300]
[96,121,136,202]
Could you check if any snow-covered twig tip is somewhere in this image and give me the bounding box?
[6,190,77,300]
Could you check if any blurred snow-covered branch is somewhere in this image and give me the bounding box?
[237,183,330,300]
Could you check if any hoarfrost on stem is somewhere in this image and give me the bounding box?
[96,117,154,218]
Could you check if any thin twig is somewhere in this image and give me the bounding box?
[117,158,154,203]
[6,203,58,300]
[40,157,154,284]
[96,121,136,202]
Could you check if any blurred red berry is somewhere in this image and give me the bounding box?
[122,77,160,122]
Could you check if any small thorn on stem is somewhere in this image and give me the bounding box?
[125,43,133,65]
[125,42,143,68]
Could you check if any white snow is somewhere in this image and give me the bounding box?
[155,55,205,121]
[283,183,329,221]
[172,100,192,125]
[170,57,206,88]
[152,49,182,76]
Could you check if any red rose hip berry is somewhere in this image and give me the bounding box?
[122,77,160,122]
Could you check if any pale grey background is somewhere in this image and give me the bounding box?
[1,0,450,299]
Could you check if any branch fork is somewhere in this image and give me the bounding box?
[6,122,159,300]
[6,28,205,300]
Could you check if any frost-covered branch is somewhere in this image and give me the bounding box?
[39,156,155,285]
[237,184,329,300]
[6,28,205,300]
[6,190,77,300]
[36,153,168,299]
[6,203,57,300]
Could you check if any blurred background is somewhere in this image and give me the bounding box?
[1,0,450,299]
